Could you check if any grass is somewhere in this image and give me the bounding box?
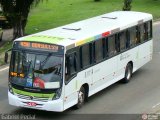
[26,0,160,34]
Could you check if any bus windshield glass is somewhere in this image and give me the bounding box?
[10,51,63,89]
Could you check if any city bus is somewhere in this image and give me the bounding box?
[6,11,153,112]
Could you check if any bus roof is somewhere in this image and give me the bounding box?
[16,11,152,50]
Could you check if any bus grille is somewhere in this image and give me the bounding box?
[16,93,51,102]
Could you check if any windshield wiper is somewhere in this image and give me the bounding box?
[39,53,52,70]
[21,52,28,66]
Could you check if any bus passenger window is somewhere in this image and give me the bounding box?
[108,35,117,56]
[94,39,103,62]
[119,31,127,51]
[136,26,140,44]
[102,38,107,58]
[80,44,91,68]
[147,21,152,40]
[144,23,148,41]
[129,27,137,46]
[139,24,145,43]
[150,21,152,39]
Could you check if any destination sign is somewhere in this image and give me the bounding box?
[16,42,61,52]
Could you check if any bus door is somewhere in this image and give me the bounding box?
[64,52,79,110]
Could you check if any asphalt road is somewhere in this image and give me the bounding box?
[0,22,160,120]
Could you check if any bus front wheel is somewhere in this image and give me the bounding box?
[121,63,133,83]
[75,86,85,109]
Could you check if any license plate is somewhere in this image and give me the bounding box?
[26,102,37,107]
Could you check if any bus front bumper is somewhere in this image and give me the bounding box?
[8,91,64,112]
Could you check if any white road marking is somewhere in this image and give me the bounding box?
[0,66,9,72]
[153,21,160,26]
[152,102,160,109]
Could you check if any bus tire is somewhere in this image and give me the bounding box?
[75,86,85,109]
[121,63,132,83]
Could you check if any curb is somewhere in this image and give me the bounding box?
[153,21,160,26]
[0,64,9,69]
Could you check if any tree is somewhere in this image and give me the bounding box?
[123,0,132,11]
[0,0,42,40]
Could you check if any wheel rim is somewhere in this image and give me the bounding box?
[78,91,84,105]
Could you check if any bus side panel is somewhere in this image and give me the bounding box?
[63,40,153,110]
[137,40,153,69]
[89,56,118,96]
[117,47,139,79]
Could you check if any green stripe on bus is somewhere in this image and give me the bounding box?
[24,35,64,44]
[76,36,97,46]
[85,37,94,43]
[12,88,55,98]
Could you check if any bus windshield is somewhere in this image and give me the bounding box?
[10,50,63,89]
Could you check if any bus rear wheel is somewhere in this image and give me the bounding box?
[121,63,133,83]
[75,86,85,109]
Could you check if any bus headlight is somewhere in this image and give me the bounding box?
[52,88,62,100]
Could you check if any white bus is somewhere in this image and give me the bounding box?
[7,11,153,112]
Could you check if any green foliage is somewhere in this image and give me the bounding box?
[123,0,132,11]
[94,0,101,1]
[0,0,42,39]
[0,41,12,53]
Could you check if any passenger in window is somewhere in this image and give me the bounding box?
[135,37,140,44]
[139,25,145,43]
[108,35,117,56]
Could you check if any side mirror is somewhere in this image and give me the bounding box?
[4,52,9,63]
